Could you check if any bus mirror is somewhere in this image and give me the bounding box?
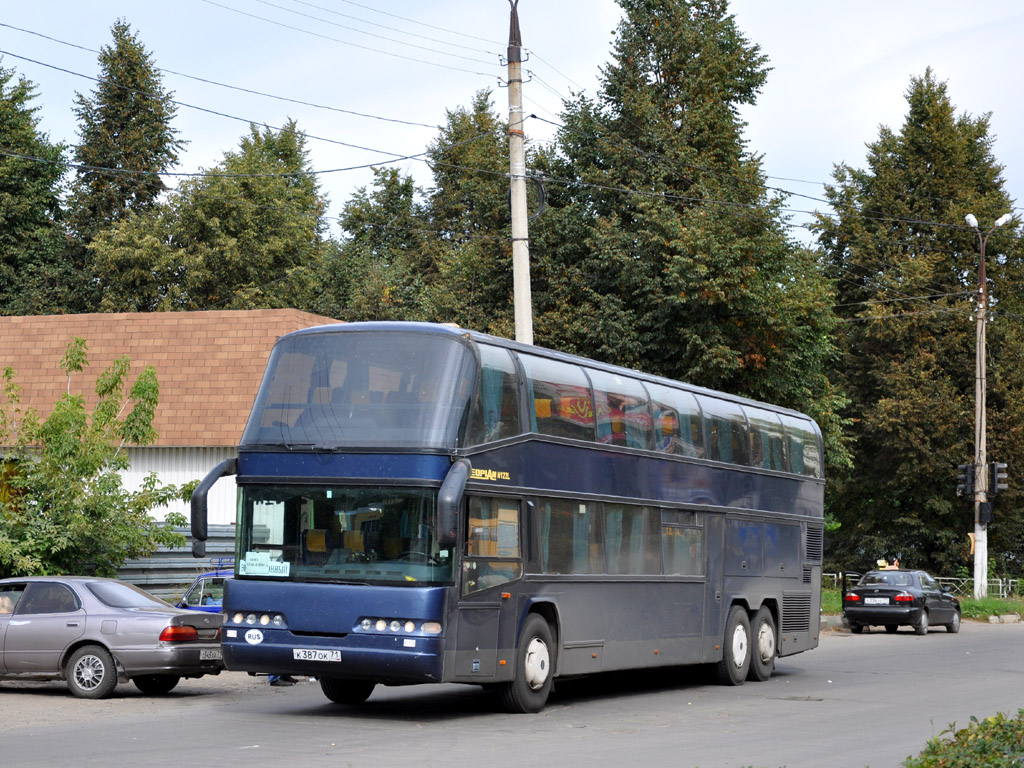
[191,458,237,547]
[437,458,471,548]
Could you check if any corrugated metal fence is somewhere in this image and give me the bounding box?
[118,525,236,602]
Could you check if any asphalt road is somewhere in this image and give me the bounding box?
[1,621,1021,768]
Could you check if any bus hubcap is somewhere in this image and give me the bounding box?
[757,624,775,663]
[731,625,748,668]
[523,637,550,690]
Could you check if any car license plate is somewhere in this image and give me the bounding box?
[200,648,223,660]
[293,648,341,662]
[864,597,889,605]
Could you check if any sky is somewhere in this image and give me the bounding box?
[2,0,1023,243]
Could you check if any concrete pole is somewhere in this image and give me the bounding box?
[973,239,988,599]
[507,0,533,345]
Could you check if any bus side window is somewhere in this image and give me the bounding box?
[662,525,703,576]
[587,368,653,450]
[646,383,704,457]
[463,497,523,595]
[519,355,595,442]
[698,396,749,466]
[465,345,521,446]
[535,498,601,574]
[778,415,823,478]
[605,504,660,574]
[744,406,787,471]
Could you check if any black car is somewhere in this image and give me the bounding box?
[842,569,961,635]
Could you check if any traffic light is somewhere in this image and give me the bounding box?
[990,462,1008,495]
[956,464,975,497]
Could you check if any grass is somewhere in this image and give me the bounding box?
[821,587,1024,621]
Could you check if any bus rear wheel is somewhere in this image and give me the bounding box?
[713,605,751,686]
[319,677,376,705]
[747,606,776,682]
[498,614,555,713]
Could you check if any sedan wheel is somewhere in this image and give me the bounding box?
[914,610,930,636]
[66,645,118,699]
[946,610,961,634]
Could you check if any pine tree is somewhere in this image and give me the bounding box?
[66,20,182,310]
[534,0,846,459]
[0,66,69,315]
[815,69,1024,574]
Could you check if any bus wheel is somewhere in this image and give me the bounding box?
[747,607,776,682]
[319,677,376,705]
[498,614,554,713]
[713,605,751,686]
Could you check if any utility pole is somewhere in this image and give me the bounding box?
[964,212,1011,598]
[507,0,533,345]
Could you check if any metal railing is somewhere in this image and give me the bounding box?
[824,573,1020,598]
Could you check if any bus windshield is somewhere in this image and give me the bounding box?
[240,329,475,450]
[236,485,455,586]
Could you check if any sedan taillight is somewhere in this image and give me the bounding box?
[894,592,914,603]
[160,625,199,642]
[844,593,861,602]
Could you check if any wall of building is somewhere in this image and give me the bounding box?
[124,446,238,526]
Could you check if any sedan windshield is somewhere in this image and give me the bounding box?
[86,581,174,609]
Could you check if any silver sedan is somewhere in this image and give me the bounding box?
[0,576,223,698]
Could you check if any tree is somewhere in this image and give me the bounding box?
[66,19,182,311]
[815,69,1024,574]
[320,167,429,322]
[0,339,189,578]
[532,0,847,463]
[418,90,518,336]
[91,120,329,311]
[0,65,70,315]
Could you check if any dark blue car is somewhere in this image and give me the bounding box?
[178,558,234,613]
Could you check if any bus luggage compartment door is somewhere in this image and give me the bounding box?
[453,599,501,680]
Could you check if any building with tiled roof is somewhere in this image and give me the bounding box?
[0,309,340,524]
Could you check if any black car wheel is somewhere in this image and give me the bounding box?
[885,624,898,634]
[66,645,118,699]
[946,610,961,634]
[849,621,863,634]
[914,610,930,635]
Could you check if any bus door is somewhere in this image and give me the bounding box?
[702,513,726,661]
[454,496,524,681]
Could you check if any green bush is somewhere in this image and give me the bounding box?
[904,710,1024,767]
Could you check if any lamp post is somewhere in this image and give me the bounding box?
[964,212,1011,598]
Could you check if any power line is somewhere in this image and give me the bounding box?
[198,0,498,78]
[0,22,441,130]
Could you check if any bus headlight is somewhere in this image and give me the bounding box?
[422,622,442,635]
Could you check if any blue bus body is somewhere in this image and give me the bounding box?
[192,322,825,711]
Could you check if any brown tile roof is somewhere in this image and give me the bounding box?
[0,310,341,447]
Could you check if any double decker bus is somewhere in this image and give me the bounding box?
[191,322,824,712]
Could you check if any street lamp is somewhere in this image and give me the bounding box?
[964,211,1012,598]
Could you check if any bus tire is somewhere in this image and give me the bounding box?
[319,677,375,705]
[713,605,751,686]
[747,606,776,682]
[498,614,555,713]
